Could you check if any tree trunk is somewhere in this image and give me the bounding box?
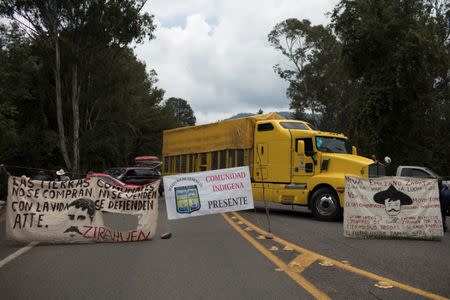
[72,64,80,177]
[54,32,72,171]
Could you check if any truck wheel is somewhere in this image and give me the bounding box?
[310,187,341,221]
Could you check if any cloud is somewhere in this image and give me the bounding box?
[136,0,337,124]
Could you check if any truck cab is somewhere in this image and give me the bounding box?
[252,120,384,220]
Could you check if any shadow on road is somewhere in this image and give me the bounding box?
[244,205,344,223]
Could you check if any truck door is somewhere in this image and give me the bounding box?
[291,138,315,182]
[254,143,268,181]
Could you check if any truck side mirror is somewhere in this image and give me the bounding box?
[297,140,305,156]
[352,146,357,155]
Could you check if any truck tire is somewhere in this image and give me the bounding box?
[310,187,341,221]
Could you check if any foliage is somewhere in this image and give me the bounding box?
[0,0,157,174]
[270,1,450,175]
[0,24,59,167]
[79,48,166,170]
[332,0,450,174]
[162,97,196,127]
[0,2,197,182]
[268,19,355,131]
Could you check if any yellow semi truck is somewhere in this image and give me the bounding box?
[162,112,384,220]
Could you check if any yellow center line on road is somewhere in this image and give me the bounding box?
[230,211,449,300]
[222,213,331,300]
[288,252,319,273]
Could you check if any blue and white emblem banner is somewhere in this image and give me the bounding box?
[163,167,254,220]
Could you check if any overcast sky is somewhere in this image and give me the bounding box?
[136,0,338,124]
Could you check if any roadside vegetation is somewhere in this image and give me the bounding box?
[0,0,448,200]
[0,1,195,175]
[269,0,449,175]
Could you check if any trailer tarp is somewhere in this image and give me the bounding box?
[163,112,285,156]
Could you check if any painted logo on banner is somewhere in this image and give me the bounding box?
[175,185,201,214]
[373,185,412,219]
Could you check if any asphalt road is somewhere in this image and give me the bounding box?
[240,202,450,299]
[0,198,449,299]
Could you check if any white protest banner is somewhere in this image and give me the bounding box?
[6,176,159,243]
[344,176,443,240]
[163,166,254,220]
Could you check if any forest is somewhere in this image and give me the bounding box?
[0,0,449,199]
[0,1,195,180]
[268,0,449,176]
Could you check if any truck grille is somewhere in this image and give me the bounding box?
[368,162,385,177]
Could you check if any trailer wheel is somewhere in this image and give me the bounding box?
[310,187,341,221]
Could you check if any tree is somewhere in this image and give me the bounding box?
[332,0,450,172]
[163,97,196,127]
[0,103,18,162]
[0,23,63,175]
[268,19,315,121]
[0,0,156,175]
[268,18,355,131]
[79,48,165,169]
[0,24,20,162]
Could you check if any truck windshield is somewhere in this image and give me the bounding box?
[315,136,350,154]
